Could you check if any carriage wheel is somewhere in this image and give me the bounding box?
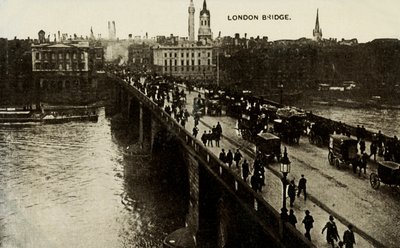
[328,152,334,165]
[334,158,341,168]
[242,130,251,140]
[370,173,380,189]
[308,135,314,144]
[317,136,324,147]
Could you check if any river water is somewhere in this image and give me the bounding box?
[304,105,400,137]
[0,108,184,248]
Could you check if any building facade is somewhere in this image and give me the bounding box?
[152,43,215,80]
[32,31,104,105]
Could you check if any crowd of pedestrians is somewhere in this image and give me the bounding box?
[111,67,361,247]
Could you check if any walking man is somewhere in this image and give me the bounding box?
[288,180,296,207]
[250,174,259,192]
[288,209,297,228]
[322,215,340,248]
[192,126,199,138]
[302,210,314,241]
[226,149,233,168]
[219,149,226,164]
[297,174,307,200]
[207,130,213,147]
[201,131,207,146]
[234,149,243,168]
[216,122,222,137]
[242,159,250,182]
[343,224,356,248]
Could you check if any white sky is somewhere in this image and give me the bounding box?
[0,0,399,42]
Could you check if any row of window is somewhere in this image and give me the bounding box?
[39,79,97,90]
[200,20,209,26]
[35,52,85,61]
[35,62,86,70]
[163,52,211,58]
[164,59,211,66]
[163,66,213,72]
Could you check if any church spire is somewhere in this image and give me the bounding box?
[198,0,212,42]
[313,8,322,41]
[315,9,320,30]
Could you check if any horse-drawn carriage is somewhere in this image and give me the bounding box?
[370,161,400,190]
[255,132,281,162]
[328,134,358,168]
[193,97,205,116]
[237,111,261,141]
[205,91,223,116]
[308,120,334,147]
[273,107,306,145]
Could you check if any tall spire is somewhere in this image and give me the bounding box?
[200,0,210,16]
[188,0,195,41]
[198,0,212,42]
[313,8,322,41]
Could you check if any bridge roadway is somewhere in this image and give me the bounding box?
[119,74,395,247]
[176,88,396,248]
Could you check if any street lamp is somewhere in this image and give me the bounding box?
[278,83,284,105]
[280,147,291,220]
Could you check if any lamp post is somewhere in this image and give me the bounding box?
[278,83,284,105]
[280,147,291,220]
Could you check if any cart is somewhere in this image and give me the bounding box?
[370,161,400,190]
[193,97,205,116]
[255,132,281,162]
[328,134,358,168]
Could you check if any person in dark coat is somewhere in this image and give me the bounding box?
[214,131,220,147]
[234,149,242,168]
[250,174,259,192]
[192,126,199,138]
[297,174,307,200]
[302,210,314,241]
[288,180,296,207]
[343,224,356,248]
[219,149,226,164]
[359,139,366,154]
[242,159,249,182]
[201,131,207,146]
[322,215,340,248]
[226,149,233,168]
[288,209,297,228]
[370,140,377,162]
[216,122,222,136]
[207,130,213,147]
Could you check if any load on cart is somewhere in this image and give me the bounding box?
[273,106,306,145]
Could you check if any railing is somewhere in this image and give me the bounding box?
[108,73,314,248]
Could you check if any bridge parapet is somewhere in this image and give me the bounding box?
[109,72,315,248]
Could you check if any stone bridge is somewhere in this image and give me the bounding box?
[107,72,315,248]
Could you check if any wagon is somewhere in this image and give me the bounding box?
[237,109,268,141]
[193,97,205,116]
[206,98,222,116]
[328,134,358,168]
[255,132,281,162]
[237,112,260,141]
[370,161,400,190]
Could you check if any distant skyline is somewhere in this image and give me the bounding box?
[0,0,399,42]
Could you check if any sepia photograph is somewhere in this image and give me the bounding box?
[0,0,399,247]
